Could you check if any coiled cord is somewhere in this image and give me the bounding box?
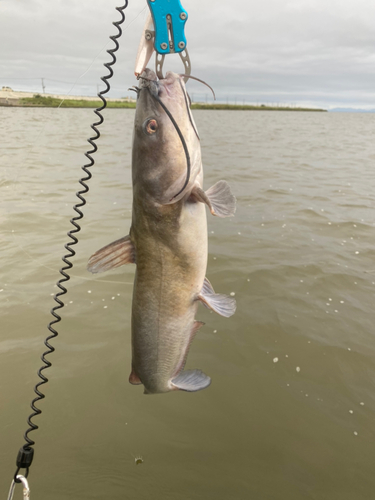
[14,1,129,481]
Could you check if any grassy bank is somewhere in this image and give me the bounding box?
[191,103,326,112]
[10,94,326,112]
[18,94,136,108]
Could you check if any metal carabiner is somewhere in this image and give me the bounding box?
[7,476,30,500]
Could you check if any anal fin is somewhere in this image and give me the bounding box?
[191,180,236,217]
[171,370,211,392]
[198,277,236,318]
[173,320,205,377]
[87,235,136,274]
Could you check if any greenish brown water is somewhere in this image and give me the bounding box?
[1,107,375,499]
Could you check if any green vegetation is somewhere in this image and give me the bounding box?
[12,94,326,112]
[191,103,326,112]
[18,94,136,108]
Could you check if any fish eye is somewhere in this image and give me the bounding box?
[143,118,158,135]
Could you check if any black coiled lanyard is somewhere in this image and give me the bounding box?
[8,1,128,494]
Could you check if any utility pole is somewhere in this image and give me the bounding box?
[41,78,45,94]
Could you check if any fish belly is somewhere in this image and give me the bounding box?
[131,197,207,393]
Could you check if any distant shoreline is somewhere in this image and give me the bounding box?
[0,89,327,112]
[0,89,137,109]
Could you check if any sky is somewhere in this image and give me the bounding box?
[1,0,375,109]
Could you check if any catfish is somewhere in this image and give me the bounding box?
[88,69,236,394]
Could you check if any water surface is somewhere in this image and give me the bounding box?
[1,107,375,499]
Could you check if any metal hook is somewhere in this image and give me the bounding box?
[7,476,30,500]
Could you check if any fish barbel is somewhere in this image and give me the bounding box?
[88,69,236,394]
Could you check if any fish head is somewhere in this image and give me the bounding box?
[132,68,202,204]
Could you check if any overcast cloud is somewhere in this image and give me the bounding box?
[1,0,375,108]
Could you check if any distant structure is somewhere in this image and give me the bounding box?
[2,86,13,91]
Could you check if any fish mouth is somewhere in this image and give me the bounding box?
[137,68,159,97]
[137,68,197,201]
[138,69,183,99]
[139,68,158,82]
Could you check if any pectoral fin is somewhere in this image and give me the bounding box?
[87,235,136,273]
[198,277,237,317]
[171,370,211,392]
[191,180,236,217]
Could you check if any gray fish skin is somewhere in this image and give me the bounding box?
[87,69,236,394]
[130,69,208,394]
